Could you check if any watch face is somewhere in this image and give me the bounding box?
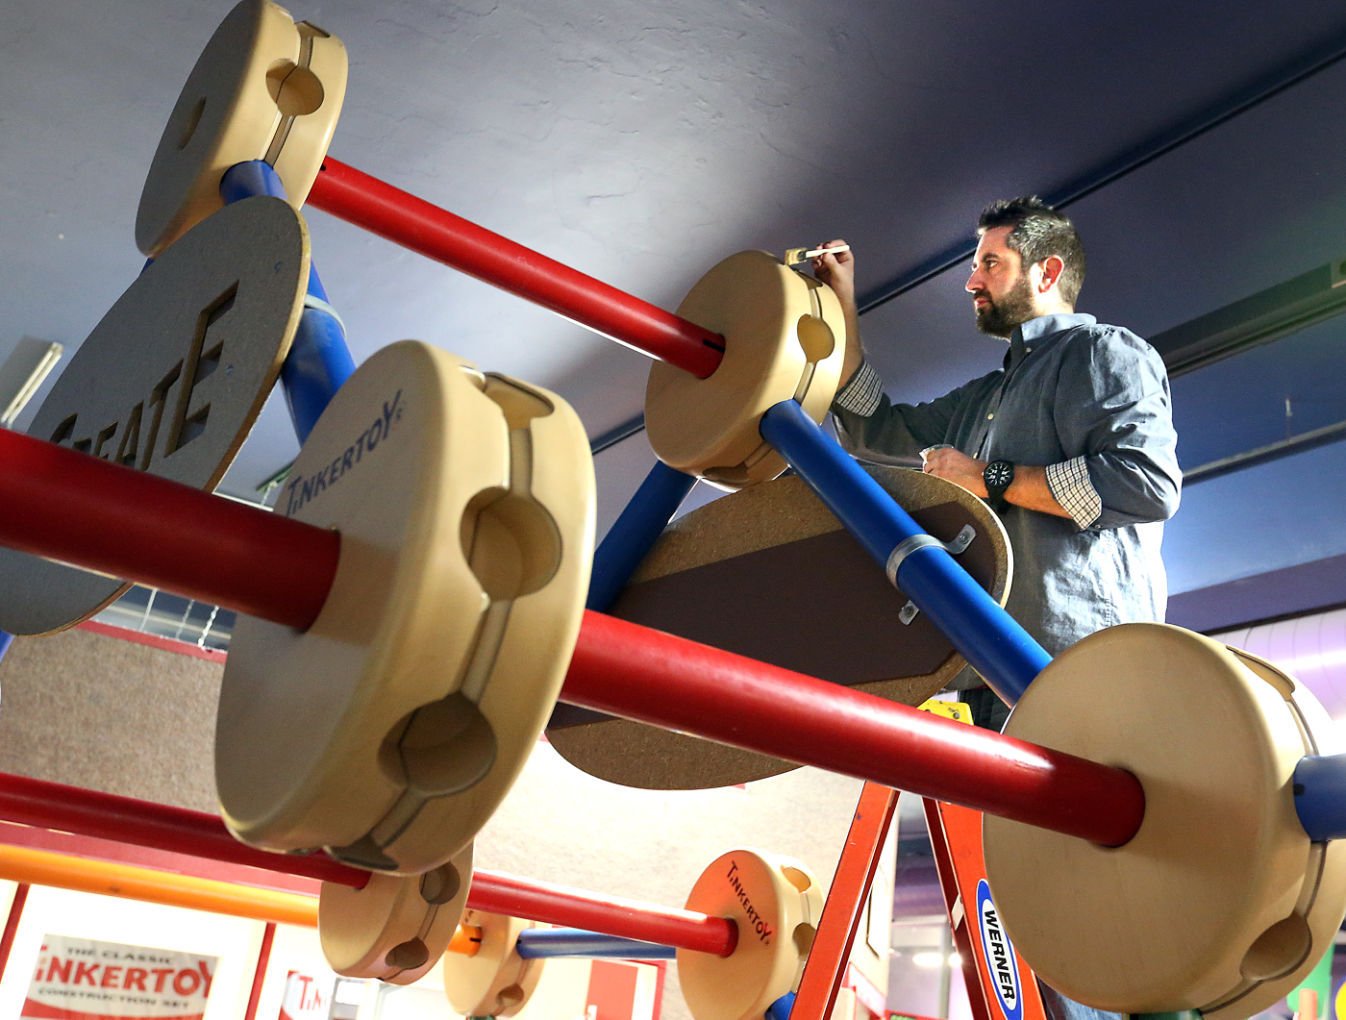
[986,462,1013,487]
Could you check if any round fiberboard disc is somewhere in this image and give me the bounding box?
[218,341,594,874]
[136,0,347,255]
[983,624,1346,1018]
[0,197,307,635]
[645,250,845,488]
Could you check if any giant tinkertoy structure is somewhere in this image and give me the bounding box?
[1,2,1346,1018]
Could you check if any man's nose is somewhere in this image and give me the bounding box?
[965,270,981,293]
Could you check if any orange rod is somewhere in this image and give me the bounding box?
[0,844,318,927]
[448,924,483,958]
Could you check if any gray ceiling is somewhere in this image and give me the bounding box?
[5,1,1346,634]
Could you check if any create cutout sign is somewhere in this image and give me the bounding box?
[22,935,216,1020]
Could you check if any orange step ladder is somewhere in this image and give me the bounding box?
[923,797,1047,1020]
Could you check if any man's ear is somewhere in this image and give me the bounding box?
[1038,255,1066,294]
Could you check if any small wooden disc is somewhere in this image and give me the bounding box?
[547,465,1010,789]
[0,197,307,635]
[678,849,822,1020]
[218,341,594,874]
[441,910,544,1018]
[318,845,472,984]
[136,0,348,255]
[983,623,1346,1018]
[645,251,845,488]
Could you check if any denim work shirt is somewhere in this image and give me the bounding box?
[831,313,1182,678]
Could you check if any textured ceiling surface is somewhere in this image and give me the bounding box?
[4,2,1346,628]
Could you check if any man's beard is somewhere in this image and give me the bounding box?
[973,274,1035,338]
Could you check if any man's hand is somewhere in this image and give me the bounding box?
[811,239,862,386]
[921,449,1077,520]
[811,238,855,309]
[921,445,988,497]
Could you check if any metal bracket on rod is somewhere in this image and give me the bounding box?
[887,524,978,625]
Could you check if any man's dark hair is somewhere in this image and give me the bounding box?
[978,196,1086,306]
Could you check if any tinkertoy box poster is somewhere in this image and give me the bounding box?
[22,935,215,1020]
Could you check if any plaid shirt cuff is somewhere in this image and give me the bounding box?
[1046,456,1103,529]
[833,361,884,416]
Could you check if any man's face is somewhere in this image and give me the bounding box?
[965,226,1036,338]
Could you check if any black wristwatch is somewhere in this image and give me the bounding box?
[983,460,1015,508]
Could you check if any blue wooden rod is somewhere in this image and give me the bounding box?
[758,399,1051,704]
[587,460,696,612]
[513,928,676,960]
[1292,753,1346,841]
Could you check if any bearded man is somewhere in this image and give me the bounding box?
[817,197,1182,733]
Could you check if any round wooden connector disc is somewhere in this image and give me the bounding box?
[136,0,348,255]
[0,196,308,635]
[319,844,473,984]
[645,251,845,488]
[441,910,544,1018]
[679,848,822,1020]
[218,341,595,874]
[547,464,1010,789]
[982,623,1346,1018]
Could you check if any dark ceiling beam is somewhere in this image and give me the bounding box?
[858,33,1346,315]
[596,31,1346,454]
[1167,553,1346,634]
[1151,259,1346,377]
[1183,419,1346,486]
[591,415,648,455]
[1148,257,1346,486]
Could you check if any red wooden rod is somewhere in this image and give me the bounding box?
[0,429,1144,846]
[468,871,736,958]
[0,773,358,886]
[0,429,336,633]
[565,611,1146,848]
[0,773,734,956]
[308,158,726,379]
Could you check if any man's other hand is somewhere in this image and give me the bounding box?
[921,445,988,498]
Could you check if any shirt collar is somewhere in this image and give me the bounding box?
[1006,312,1096,365]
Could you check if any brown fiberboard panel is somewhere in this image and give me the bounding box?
[548,464,1011,789]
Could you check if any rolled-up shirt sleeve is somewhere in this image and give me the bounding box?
[1051,330,1182,530]
[833,361,886,416]
[832,361,981,463]
[1045,456,1102,528]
